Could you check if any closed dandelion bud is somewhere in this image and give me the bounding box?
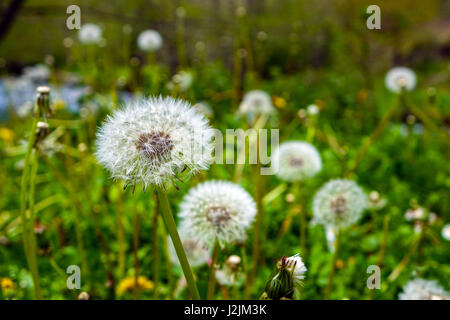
[34,121,50,146]
[225,255,241,271]
[36,86,51,117]
[264,254,306,300]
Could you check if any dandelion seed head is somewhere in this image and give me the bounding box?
[442,224,450,241]
[78,23,102,44]
[239,90,274,117]
[272,141,322,182]
[95,96,214,189]
[313,179,367,229]
[385,67,417,93]
[178,181,257,248]
[137,29,163,52]
[399,278,449,300]
[306,104,319,116]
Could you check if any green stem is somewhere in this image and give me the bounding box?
[207,240,220,300]
[132,197,141,299]
[152,192,160,299]
[347,98,399,176]
[19,117,42,299]
[27,150,42,299]
[117,184,126,279]
[370,213,390,300]
[161,222,174,299]
[246,162,264,299]
[156,189,200,300]
[325,230,341,300]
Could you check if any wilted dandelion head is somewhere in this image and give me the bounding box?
[313,179,367,229]
[137,29,163,52]
[385,67,417,93]
[78,23,102,44]
[399,278,449,300]
[239,90,274,117]
[95,96,214,189]
[168,228,210,267]
[442,224,450,240]
[178,181,257,248]
[271,141,322,182]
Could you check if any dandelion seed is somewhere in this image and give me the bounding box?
[95,96,214,189]
[399,278,449,300]
[313,179,367,229]
[78,23,102,44]
[239,90,275,118]
[385,67,417,93]
[137,29,163,52]
[178,181,257,248]
[271,141,322,182]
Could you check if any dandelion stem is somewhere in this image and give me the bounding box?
[27,149,42,299]
[325,230,341,300]
[246,161,264,299]
[347,98,399,176]
[156,189,201,300]
[133,197,141,299]
[117,183,126,279]
[19,117,42,299]
[370,213,390,300]
[161,223,175,299]
[207,240,220,299]
[152,192,160,299]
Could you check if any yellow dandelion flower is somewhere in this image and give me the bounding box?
[116,276,154,296]
[1,277,15,294]
[0,128,14,142]
[273,96,286,108]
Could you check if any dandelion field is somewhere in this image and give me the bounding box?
[0,0,449,301]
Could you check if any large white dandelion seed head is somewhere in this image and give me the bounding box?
[399,278,449,300]
[168,228,210,267]
[271,141,322,182]
[95,96,214,189]
[178,181,257,248]
[239,90,275,117]
[313,179,367,229]
[78,23,103,44]
[137,29,163,52]
[385,67,417,93]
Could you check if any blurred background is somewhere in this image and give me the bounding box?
[0,0,449,300]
